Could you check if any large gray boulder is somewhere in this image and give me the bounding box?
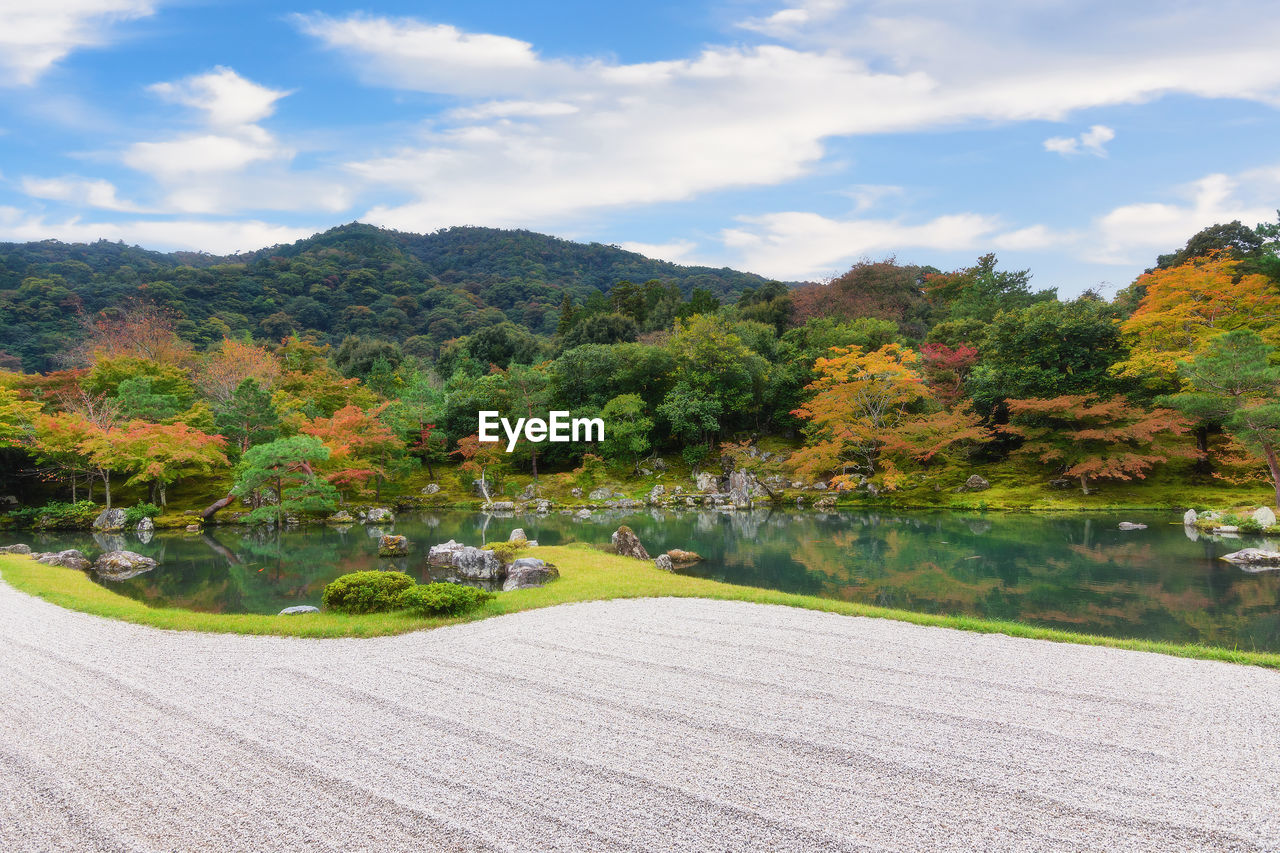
[421,483,441,495]
[611,526,650,561]
[695,472,718,492]
[378,534,409,557]
[508,528,527,542]
[502,557,559,591]
[93,550,157,581]
[962,475,990,492]
[33,549,92,570]
[135,517,155,534]
[93,508,128,532]
[728,471,753,509]
[485,501,515,512]
[363,507,395,524]
[428,540,504,580]
[0,544,32,555]
[653,554,674,572]
[588,487,613,501]
[1253,507,1277,529]
[279,605,319,615]
[1221,549,1280,568]
[1183,508,1198,526]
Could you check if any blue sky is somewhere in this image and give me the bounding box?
[3,1,1280,295]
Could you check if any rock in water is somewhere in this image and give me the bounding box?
[508,528,527,542]
[93,508,128,532]
[1118,522,1148,530]
[135,517,155,534]
[378,534,409,557]
[364,507,395,524]
[428,540,505,580]
[93,550,157,581]
[574,509,592,520]
[666,549,702,565]
[502,557,559,591]
[611,526,650,560]
[1183,508,1198,526]
[279,605,320,615]
[0,544,32,554]
[327,510,355,524]
[427,540,465,565]
[1221,549,1280,567]
[962,475,990,492]
[1253,506,1277,528]
[653,554,674,572]
[34,549,92,570]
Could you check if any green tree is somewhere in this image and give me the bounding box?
[601,394,654,471]
[231,435,339,524]
[1166,330,1280,508]
[215,379,280,454]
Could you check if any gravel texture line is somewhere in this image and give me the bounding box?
[1,579,1279,852]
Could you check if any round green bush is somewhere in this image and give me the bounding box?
[321,571,416,614]
[397,583,494,617]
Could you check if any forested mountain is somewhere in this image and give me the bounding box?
[0,223,775,371]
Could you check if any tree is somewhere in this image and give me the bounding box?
[302,405,404,501]
[789,344,938,486]
[0,386,39,450]
[383,370,445,478]
[918,343,979,409]
[1002,396,1191,494]
[197,338,281,404]
[556,293,579,336]
[1110,253,1280,391]
[232,435,339,523]
[214,378,280,454]
[75,301,192,366]
[452,434,507,500]
[656,382,721,470]
[1165,330,1280,508]
[666,314,767,431]
[113,376,186,422]
[561,312,639,348]
[601,394,653,471]
[117,422,228,505]
[925,254,1054,324]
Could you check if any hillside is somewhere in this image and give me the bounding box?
[0,223,775,371]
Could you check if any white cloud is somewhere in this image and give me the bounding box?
[619,239,700,265]
[717,210,1003,280]
[991,224,1071,251]
[0,206,312,254]
[1044,124,1115,157]
[1090,169,1278,265]
[738,1,851,37]
[148,66,289,127]
[20,176,146,212]
[123,128,289,178]
[0,1,155,85]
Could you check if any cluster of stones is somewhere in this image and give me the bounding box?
[2,544,158,581]
[427,529,556,592]
[1182,507,1280,568]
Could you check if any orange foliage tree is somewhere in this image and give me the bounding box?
[1110,253,1280,390]
[790,344,986,489]
[301,405,403,500]
[197,338,281,404]
[116,422,229,506]
[77,301,193,366]
[1002,395,1193,494]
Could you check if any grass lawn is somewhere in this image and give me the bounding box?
[3,547,1279,669]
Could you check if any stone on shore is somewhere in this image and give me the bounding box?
[421,483,441,495]
[93,550,157,581]
[33,549,92,570]
[0,544,32,554]
[1252,506,1277,529]
[428,540,504,580]
[1221,549,1280,567]
[279,605,320,615]
[363,507,395,524]
[961,475,990,492]
[612,526,650,561]
[502,558,559,591]
[508,528,527,542]
[654,554,674,572]
[1183,509,1198,526]
[93,508,127,532]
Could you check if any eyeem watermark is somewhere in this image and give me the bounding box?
[478,411,605,452]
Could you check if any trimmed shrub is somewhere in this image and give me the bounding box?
[481,539,528,563]
[10,501,100,529]
[125,503,161,524]
[322,571,415,614]
[397,583,494,617]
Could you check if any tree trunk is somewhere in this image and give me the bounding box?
[1264,442,1280,511]
[1078,474,1091,496]
[201,493,237,520]
[158,481,167,507]
[102,470,112,510]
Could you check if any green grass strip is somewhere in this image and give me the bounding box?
[3,547,1279,669]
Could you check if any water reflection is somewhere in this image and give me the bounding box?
[3,509,1278,650]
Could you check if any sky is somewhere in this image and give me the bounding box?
[2,1,1280,296]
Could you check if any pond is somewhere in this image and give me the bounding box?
[4,509,1279,651]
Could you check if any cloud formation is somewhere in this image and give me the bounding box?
[1044,125,1115,157]
[0,1,156,85]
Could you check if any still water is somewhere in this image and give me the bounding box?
[4,509,1278,650]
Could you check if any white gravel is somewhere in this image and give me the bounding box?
[1,579,1279,852]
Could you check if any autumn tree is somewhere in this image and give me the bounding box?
[0,386,39,450]
[116,422,228,505]
[302,405,403,500]
[1002,396,1191,494]
[918,343,978,409]
[76,301,192,366]
[789,344,932,484]
[452,433,508,500]
[197,338,281,404]
[1110,253,1280,391]
[1165,330,1280,508]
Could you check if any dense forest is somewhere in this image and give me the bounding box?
[1,216,1279,522]
[0,224,773,372]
